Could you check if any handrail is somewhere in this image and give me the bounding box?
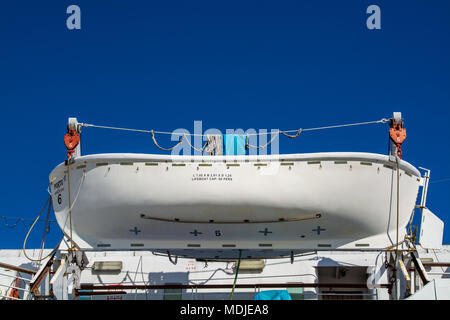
[0,272,32,282]
[0,283,30,292]
[0,262,37,275]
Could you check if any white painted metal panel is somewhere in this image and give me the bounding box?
[406,279,450,300]
[419,208,444,249]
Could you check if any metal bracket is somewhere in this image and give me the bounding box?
[64,250,89,291]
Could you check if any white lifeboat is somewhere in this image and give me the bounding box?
[49,152,420,257]
[49,114,420,259]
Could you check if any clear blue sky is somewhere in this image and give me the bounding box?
[0,0,449,249]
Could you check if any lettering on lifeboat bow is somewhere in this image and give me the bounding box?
[139,213,322,224]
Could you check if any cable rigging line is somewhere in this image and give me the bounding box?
[1,217,32,229]
[80,117,389,152]
[80,118,388,137]
[430,178,450,184]
[0,216,56,230]
[37,200,53,264]
[22,196,55,262]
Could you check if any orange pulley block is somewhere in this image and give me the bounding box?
[389,120,406,159]
[64,128,80,158]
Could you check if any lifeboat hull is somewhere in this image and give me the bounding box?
[49,152,421,257]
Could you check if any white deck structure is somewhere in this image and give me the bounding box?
[1,245,448,300]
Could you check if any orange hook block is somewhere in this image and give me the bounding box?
[64,129,80,158]
[389,122,406,158]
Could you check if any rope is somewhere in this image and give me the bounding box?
[150,130,183,151]
[280,128,303,138]
[77,118,393,155]
[300,119,388,133]
[81,123,154,134]
[182,134,209,153]
[246,128,304,150]
[167,251,178,265]
[81,118,388,137]
[37,200,52,265]
[67,164,74,250]
[0,216,56,230]
[246,132,280,150]
[59,170,86,251]
[431,249,446,274]
[22,196,54,262]
[140,257,148,300]
[1,217,29,229]
[229,249,242,300]
[132,256,142,300]
[67,172,86,214]
[407,208,415,239]
[79,118,388,153]
[395,156,400,265]
[407,180,419,239]
[430,178,450,184]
